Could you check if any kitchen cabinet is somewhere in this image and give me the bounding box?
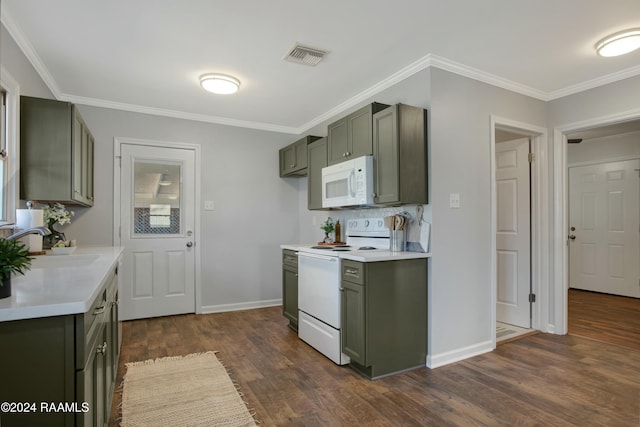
[279,135,321,177]
[282,249,299,331]
[20,96,95,206]
[307,137,327,210]
[340,258,427,379]
[0,267,120,426]
[327,103,389,166]
[373,103,428,205]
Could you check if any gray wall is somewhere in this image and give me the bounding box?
[428,68,547,362]
[76,106,296,310]
[568,131,640,165]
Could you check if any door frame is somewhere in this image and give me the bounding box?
[490,116,549,347]
[553,108,640,335]
[113,137,202,314]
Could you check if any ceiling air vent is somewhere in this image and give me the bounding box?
[284,44,327,66]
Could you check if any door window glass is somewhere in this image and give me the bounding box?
[133,161,181,235]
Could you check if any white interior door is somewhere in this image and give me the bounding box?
[569,159,640,298]
[496,138,531,328]
[119,143,196,320]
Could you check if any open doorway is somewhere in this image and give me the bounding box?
[551,115,640,340]
[491,117,548,345]
[565,124,640,348]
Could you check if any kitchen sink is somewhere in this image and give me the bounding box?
[30,254,100,269]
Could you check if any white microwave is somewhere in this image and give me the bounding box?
[321,155,374,208]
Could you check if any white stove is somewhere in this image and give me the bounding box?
[299,218,391,256]
[297,218,388,365]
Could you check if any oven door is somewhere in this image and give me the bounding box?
[297,252,341,329]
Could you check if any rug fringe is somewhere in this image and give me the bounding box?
[124,350,219,367]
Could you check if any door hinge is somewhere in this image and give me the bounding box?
[528,153,534,163]
[529,293,536,303]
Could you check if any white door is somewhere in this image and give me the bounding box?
[569,159,640,298]
[496,138,531,327]
[119,143,196,320]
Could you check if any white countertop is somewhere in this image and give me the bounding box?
[0,246,124,322]
[281,244,431,262]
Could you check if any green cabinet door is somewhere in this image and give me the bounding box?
[327,116,349,165]
[373,104,428,205]
[279,136,320,177]
[20,96,95,206]
[341,280,366,364]
[327,103,389,166]
[307,137,327,210]
[282,250,299,331]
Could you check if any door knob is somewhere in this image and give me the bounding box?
[568,235,576,240]
[186,242,193,248]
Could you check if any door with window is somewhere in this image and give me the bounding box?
[118,143,196,320]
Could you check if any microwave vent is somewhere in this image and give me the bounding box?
[284,44,327,66]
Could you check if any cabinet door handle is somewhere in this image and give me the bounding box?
[94,306,106,315]
[339,288,345,292]
[345,268,358,275]
[290,163,296,168]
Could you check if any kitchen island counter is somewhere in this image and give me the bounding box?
[0,246,123,322]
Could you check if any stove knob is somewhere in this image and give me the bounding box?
[364,220,370,228]
[377,219,383,228]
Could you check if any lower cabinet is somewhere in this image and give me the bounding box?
[0,267,120,427]
[341,258,427,379]
[282,250,299,331]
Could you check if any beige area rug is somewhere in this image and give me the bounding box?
[121,351,257,427]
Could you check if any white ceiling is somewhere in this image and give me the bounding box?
[3,0,640,135]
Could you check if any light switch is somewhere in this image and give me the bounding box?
[204,200,215,211]
[449,193,460,209]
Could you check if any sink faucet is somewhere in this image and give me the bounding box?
[4,226,51,241]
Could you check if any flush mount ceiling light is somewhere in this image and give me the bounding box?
[595,29,640,57]
[199,73,240,94]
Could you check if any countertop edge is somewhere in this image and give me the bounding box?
[0,246,124,322]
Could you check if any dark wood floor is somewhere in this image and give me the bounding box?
[569,288,640,351]
[109,302,640,426]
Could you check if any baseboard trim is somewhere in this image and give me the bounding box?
[427,340,494,369]
[199,299,282,314]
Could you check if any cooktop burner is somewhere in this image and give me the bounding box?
[358,246,377,250]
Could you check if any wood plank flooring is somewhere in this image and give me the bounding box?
[109,305,640,426]
[569,288,640,351]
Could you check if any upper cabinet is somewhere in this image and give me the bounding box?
[279,135,320,177]
[327,103,389,166]
[307,137,327,210]
[20,96,95,206]
[373,104,428,205]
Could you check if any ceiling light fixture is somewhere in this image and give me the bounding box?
[199,73,240,94]
[595,28,640,57]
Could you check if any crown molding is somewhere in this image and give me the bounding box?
[428,54,550,101]
[546,64,640,100]
[1,10,62,99]
[62,94,300,134]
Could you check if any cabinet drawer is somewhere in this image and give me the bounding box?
[282,250,298,269]
[76,268,116,369]
[342,260,365,285]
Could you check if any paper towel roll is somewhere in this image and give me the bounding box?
[16,209,44,252]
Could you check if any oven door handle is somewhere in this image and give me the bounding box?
[298,252,338,262]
